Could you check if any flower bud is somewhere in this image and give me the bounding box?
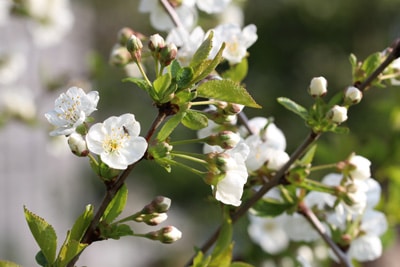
[205,131,240,149]
[117,27,135,46]
[309,76,328,97]
[159,43,178,67]
[142,196,172,214]
[109,44,132,67]
[148,34,165,53]
[126,35,143,62]
[344,86,363,104]
[146,226,182,244]
[135,213,168,225]
[68,133,89,157]
[327,105,348,124]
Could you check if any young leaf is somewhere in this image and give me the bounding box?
[176,66,194,90]
[0,261,22,267]
[190,31,214,68]
[24,206,57,265]
[104,224,134,240]
[55,236,87,267]
[35,251,47,267]
[102,184,128,224]
[70,204,94,242]
[157,111,186,141]
[230,262,255,267]
[222,58,249,83]
[297,144,317,166]
[197,79,261,108]
[191,43,225,84]
[190,251,211,267]
[209,217,233,267]
[277,97,309,120]
[181,110,208,130]
[122,77,151,93]
[153,72,172,96]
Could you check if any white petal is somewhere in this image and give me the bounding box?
[348,235,382,262]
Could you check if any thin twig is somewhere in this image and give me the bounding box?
[159,0,185,30]
[298,201,353,267]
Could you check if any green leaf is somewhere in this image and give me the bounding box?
[102,184,128,224]
[157,111,186,141]
[170,59,182,79]
[122,77,151,93]
[190,31,214,68]
[35,251,48,267]
[298,144,317,166]
[70,204,94,242]
[230,262,255,267]
[176,67,194,90]
[222,58,248,83]
[191,43,225,84]
[153,72,172,101]
[0,261,22,267]
[331,126,350,134]
[56,235,87,267]
[197,79,261,108]
[190,251,211,267]
[362,52,382,77]
[277,97,309,120]
[181,110,208,130]
[24,206,57,265]
[209,217,233,267]
[107,224,134,240]
[251,198,293,217]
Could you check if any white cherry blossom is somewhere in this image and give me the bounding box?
[86,113,148,170]
[347,154,371,180]
[45,87,99,136]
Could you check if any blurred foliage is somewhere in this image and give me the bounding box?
[84,0,400,265]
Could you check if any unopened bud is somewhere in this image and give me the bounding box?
[327,105,348,124]
[68,133,89,157]
[160,43,177,67]
[205,131,240,149]
[309,76,328,97]
[142,196,172,214]
[117,27,135,46]
[126,35,143,62]
[146,226,182,244]
[344,86,363,104]
[148,34,165,53]
[109,44,132,67]
[135,213,168,225]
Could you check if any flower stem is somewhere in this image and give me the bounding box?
[159,0,185,29]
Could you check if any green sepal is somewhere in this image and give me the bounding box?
[222,58,248,83]
[190,31,214,69]
[230,262,255,267]
[157,111,186,141]
[190,251,211,267]
[99,223,134,240]
[122,77,152,93]
[197,79,261,108]
[102,184,128,224]
[55,232,87,267]
[0,261,22,267]
[277,97,309,120]
[251,197,294,217]
[70,204,94,242]
[24,206,57,265]
[99,161,121,181]
[182,109,209,130]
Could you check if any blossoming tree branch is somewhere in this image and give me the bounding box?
[2,0,400,267]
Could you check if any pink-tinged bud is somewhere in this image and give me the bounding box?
[146,213,168,225]
[327,105,348,124]
[146,226,182,243]
[142,196,172,214]
[117,27,135,46]
[109,44,132,67]
[309,76,328,97]
[126,35,143,62]
[68,133,89,157]
[160,43,178,66]
[205,131,240,149]
[344,86,363,104]
[148,34,165,52]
